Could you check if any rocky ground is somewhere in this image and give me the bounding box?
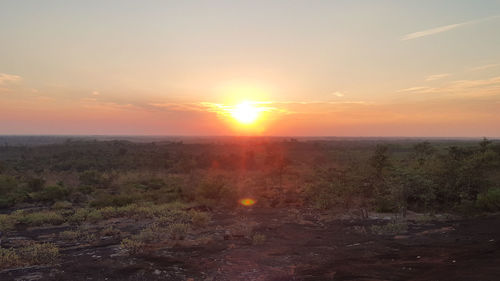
[1,208,499,281]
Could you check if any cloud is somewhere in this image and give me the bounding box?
[398,76,500,96]
[0,73,21,85]
[469,63,500,71]
[397,86,432,93]
[92,91,100,96]
[331,91,344,97]
[426,73,451,81]
[401,15,500,40]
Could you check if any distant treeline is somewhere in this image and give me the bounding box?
[0,138,499,215]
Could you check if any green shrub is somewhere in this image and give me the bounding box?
[17,211,65,226]
[100,226,121,237]
[52,201,72,209]
[167,223,189,240]
[34,185,69,202]
[0,214,16,231]
[0,176,28,207]
[18,242,59,265]
[86,209,103,223]
[59,230,80,240]
[68,208,90,224]
[252,233,266,245]
[90,192,139,207]
[120,238,144,255]
[370,222,408,235]
[0,248,21,269]
[195,177,237,208]
[190,211,211,227]
[135,224,162,242]
[476,187,500,212]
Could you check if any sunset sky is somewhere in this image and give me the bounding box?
[1,1,500,137]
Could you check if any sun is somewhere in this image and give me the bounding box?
[230,101,261,124]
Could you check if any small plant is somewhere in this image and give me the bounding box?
[60,230,80,240]
[135,224,163,242]
[0,214,16,231]
[120,238,144,255]
[0,248,21,269]
[370,222,408,235]
[252,233,266,245]
[190,211,211,227]
[100,226,121,237]
[86,209,103,223]
[167,223,189,240]
[17,211,65,226]
[476,187,500,212]
[51,201,73,209]
[68,208,90,224]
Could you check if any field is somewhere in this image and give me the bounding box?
[0,136,499,281]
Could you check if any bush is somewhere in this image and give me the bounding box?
[0,176,28,208]
[370,222,408,235]
[0,214,16,231]
[34,185,69,202]
[135,224,162,242]
[86,209,103,223]
[167,223,189,240]
[60,230,80,240]
[0,248,21,269]
[190,211,211,227]
[17,211,65,226]
[252,233,266,245]
[18,242,59,265]
[90,192,140,207]
[0,242,59,269]
[68,208,90,224]
[120,238,144,255]
[476,187,500,212]
[52,201,73,209]
[195,177,237,208]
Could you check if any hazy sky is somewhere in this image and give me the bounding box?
[1,0,500,136]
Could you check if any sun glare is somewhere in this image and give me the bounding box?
[230,101,261,125]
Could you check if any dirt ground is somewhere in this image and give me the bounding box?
[1,208,499,281]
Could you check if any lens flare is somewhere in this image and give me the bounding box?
[239,198,256,206]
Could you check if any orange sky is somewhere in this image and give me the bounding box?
[1,1,500,137]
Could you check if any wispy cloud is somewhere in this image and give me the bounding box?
[331,91,344,97]
[0,73,21,85]
[426,73,451,81]
[469,63,500,71]
[398,76,500,96]
[401,15,500,40]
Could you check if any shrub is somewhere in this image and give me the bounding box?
[135,224,162,242]
[60,230,80,240]
[100,226,121,237]
[0,214,16,231]
[370,222,408,235]
[35,185,69,202]
[0,248,21,269]
[195,177,237,208]
[252,233,266,245]
[190,211,211,227]
[18,242,59,265]
[167,223,189,240]
[120,238,144,255]
[86,209,103,223]
[17,211,65,226]
[68,208,90,224]
[90,192,139,207]
[52,201,72,209]
[476,187,500,212]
